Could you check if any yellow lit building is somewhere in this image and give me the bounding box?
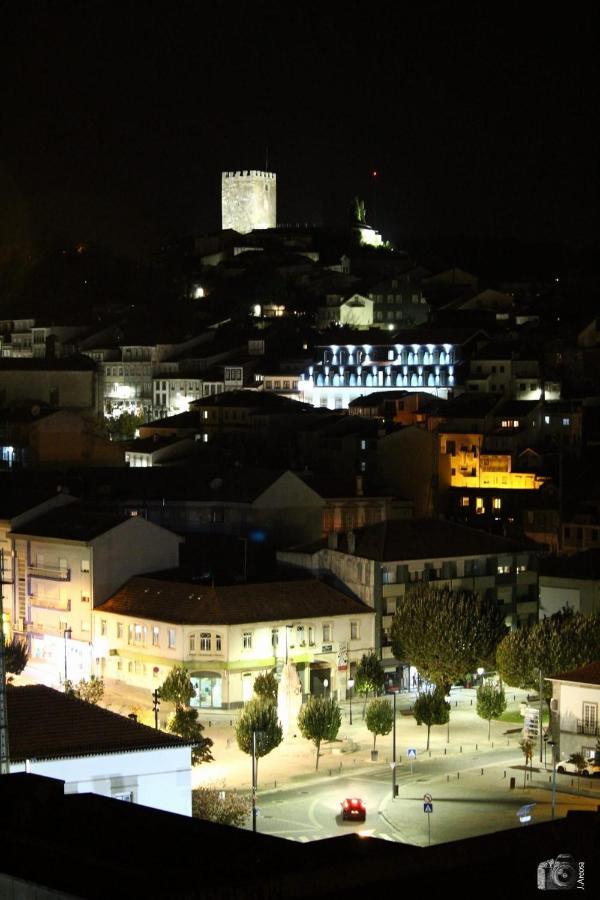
[440,432,547,490]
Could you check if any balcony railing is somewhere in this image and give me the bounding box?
[29,596,71,612]
[577,719,599,736]
[29,564,70,581]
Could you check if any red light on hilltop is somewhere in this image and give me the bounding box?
[372,170,378,177]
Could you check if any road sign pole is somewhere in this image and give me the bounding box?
[428,812,431,846]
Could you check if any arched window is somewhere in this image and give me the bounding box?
[200,633,211,651]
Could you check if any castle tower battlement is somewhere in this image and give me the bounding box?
[221,170,277,233]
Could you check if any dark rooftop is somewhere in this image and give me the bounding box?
[290,518,533,561]
[7,685,188,762]
[9,504,128,541]
[0,355,96,371]
[539,549,600,580]
[548,661,600,686]
[97,575,372,625]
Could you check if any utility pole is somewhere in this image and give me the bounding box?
[539,668,544,764]
[251,730,257,833]
[0,549,11,775]
[152,689,161,729]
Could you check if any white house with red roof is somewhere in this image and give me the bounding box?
[7,685,193,815]
[547,661,600,762]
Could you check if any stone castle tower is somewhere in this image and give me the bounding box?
[221,170,276,234]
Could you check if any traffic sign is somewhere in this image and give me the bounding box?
[390,761,397,769]
[407,748,417,759]
[423,793,432,803]
[424,802,433,813]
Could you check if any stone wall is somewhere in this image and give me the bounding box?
[221,170,276,233]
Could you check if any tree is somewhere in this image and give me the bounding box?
[158,666,196,710]
[497,611,600,712]
[253,671,278,705]
[519,737,534,788]
[355,652,385,716]
[569,752,587,792]
[168,707,214,765]
[235,698,283,784]
[297,696,342,770]
[391,587,507,694]
[64,675,104,705]
[476,681,507,740]
[365,697,394,751]
[105,411,145,440]
[3,635,29,674]
[412,688,450,750]
[192,785,251,828]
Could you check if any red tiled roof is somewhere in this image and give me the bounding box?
[548,661,600,686]
[97,576,373,625]
[6,686,188,762]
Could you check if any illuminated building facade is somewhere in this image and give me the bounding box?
[299,339,458,409]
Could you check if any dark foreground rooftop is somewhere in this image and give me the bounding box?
[0,774,597,899]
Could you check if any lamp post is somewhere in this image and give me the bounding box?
[63,626,72,682]
[347,678,354,725]
[391,690,397,799]
[548,740,558,820]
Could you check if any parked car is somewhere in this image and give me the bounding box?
[341,798,366,821]
[556,758,600,777]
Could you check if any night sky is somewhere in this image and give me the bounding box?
[1,2,597,257]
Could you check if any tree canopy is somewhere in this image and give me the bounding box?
[391,586,507,692]
[497,610,600,700]
[355,652,385,714]
[297,696,342,770]
[235,698,283,783]
[158,666,196,710]
[365,698,394,750]
[64,676,104,705]
[168,707,214,765]
[412,688,450,750]
[253,671,278,705]
[192,785,250,827]
[476,681,507,739]
[3,635,29,675]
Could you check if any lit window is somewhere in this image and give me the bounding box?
[200,633,211,651]
[189,634,196,653]
[100,620,107,636]
[562,417,570,426]
[117,622,123,639]
[168,628,176,649]
[152,626,159,646]
[493,498,502,509]
[350,621,359,640]
[475,498,485,515]
[81,559,90,573]
[271,628,279,648]
[323,624,332,642]
[461,497,470,507]
[544,416,550,424]
[243,632,252,649]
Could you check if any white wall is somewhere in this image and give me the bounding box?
[12,745,192,816]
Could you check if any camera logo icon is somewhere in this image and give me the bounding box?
[537,854,578,890]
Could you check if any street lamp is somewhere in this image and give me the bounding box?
[323,678,329,699]
[391,690,397,799]
[63,627,72,682]
[548,740,558,820]
[347,678,354,725]
[445,693,451,743]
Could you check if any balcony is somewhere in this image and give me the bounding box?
[29,596,71,612]
[29,564,70,581]
[577,719,599,736]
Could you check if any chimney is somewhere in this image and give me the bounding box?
[347,531,356,554]
[355,475,364,497]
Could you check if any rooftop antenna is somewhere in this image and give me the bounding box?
[0,548,10,775]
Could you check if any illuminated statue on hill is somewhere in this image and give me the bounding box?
[350,196,367,225]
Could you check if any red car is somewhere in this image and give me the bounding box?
[341,798,366,821]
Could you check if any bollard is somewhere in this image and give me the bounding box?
[429,751,431,758]
[444,748,447,755]
[457,771,460,779]
[470,699,472,706]
[507,739,510,746]
[329,769,332,777]
[509,777,516,790]
[455,701,458,708]
[460,746,463,753]
[475,743,478,750]
[481,768,484,775]
[339,762,342,772]
[209,720,212,727]
[230,720,233,726]
[447,774,450,782]
[492,742,494,748]
[503,770,506,778]
[549,776,552,783]
[274,781,277,789]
